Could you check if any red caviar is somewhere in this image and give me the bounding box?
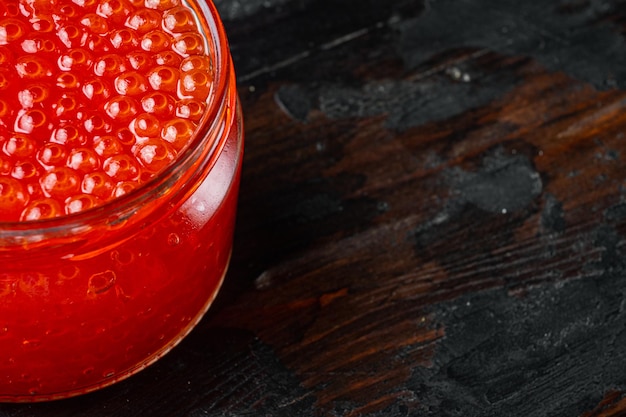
[0,0,219,221]
[0,0,242,401]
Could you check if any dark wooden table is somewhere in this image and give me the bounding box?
[6,0,626,416]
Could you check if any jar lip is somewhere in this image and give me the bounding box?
[0,0,232,233]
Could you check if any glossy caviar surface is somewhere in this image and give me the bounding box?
[0,0,214,221]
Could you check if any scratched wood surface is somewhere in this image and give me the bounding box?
[4,0,626,416]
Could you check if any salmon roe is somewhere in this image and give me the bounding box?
[0,0,213,222]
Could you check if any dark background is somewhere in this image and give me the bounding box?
[6,0,626,416]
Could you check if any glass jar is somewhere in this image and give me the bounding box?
[0,0,243,402]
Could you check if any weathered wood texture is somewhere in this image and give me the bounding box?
[4,0,626,416]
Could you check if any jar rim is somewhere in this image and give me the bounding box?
[0,0,232,233]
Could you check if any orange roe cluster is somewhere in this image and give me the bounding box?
[0,0,214,222]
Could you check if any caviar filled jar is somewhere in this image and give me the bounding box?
[0,0,242,401]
